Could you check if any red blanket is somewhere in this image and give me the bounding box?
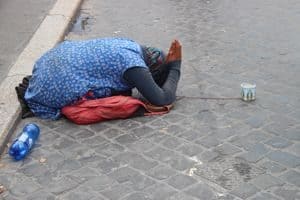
[62,96,172,125]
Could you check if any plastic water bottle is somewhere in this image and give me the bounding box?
[9,123,40,161]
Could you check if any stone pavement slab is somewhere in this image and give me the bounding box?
[1,0,300,199]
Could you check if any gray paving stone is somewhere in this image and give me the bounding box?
[211,128,236,141]
[161,136,183,149]
[216,194,240,200]
[57,144,90,159]
[177,129,202,142]
[196,134,221,148]
[263,122,291,137]
[39,118,64,130]
[82,175,117,191]
[195,157,265,190]
[132,115,157,123]
[94,142,125,158]
[243,130,270,143]
[279,170,300,187]
[118,120,141,130]
[102,128,124,139]
[37,151,64,172]
[73,129,95,140]
[20,162,51,178]
[245,116,265,128]
[274,186,300,200]
[60,186,100,200]
[259,161,286,173]
[89,123,110,132]
[131,125,155,138]
[54,122,83,136]
[144,183,178,200]
[237,143,269,163]
[48,176,81,195]
[176,143,203,157]
[269,115,297,128]
[149,118,169,128]
[249,192,280,200]
[167,153,197,171]
[9,176,40,197]
[34,171,57,187]
[265,136,293,148]
[37,130,61,146]
[193,110,217,124]
[214,143,242,155]
[24,189,56,200]
[127,139,156,153]
[167,174,197,190]
[76,148,105,167]
[165,124,187,136]
[58,158,81,172]
[71,167,99,179]
[144,146,177,163]
[108,167,140,183]
[230,183,260,199]
[284,127,300,141]
[0,194,19,200]
[113,151,158,171]
[122,192,152,200]
[251,174,284,189]
[81,135,108,146]
[128,176,156,191]
[165,193,198,200]
[52,136,77,150]
[229,136,255,151]
[97,158,122,174]
[108,166,155,191]
[199,150,219,162]
[162,113,185,123]
[147,165,178,180]
[228,110,250,120]
[101,183,133,200]
[184,183,216,200]
[77,152,105,168]
[144,132,169,143]
[286,143,300,157]
[267,150,300,167]
[115,133,139,145]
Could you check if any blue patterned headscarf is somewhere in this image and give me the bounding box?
[142,46,166,71]
[141,46,168,86]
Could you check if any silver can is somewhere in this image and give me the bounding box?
[241,83,256,101]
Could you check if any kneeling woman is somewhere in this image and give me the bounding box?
[16,38,182,120]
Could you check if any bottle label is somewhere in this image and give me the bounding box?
[28,138,33,148]
[18,133,29,143]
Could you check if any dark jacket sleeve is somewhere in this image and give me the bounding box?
[123,61,181,106]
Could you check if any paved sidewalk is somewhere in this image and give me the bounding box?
[1,0,300,199]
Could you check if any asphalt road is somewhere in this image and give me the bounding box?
[0,0,56,84]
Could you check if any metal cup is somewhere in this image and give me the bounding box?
[241,83,256,101]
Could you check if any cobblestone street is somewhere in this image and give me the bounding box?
[1,0,300,199]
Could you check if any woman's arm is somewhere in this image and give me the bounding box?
[123,61,181,106]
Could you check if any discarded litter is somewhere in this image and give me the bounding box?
[113,30,121,34]
[0,185,5,194]
[241,82,256,101]
[39,157,47,164]
[8,123,40,161]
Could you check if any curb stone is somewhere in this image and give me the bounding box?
[0,0,83,155]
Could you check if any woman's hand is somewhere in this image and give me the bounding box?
[166,40,182,63]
